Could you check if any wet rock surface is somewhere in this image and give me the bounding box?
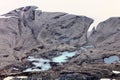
[0,6,120,80]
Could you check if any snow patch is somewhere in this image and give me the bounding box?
[35,8,41,10]
[112,70,120,74]
[52,51,78,63]
[4,76,28,80]
[13,68,19,71]
[23,51,79,72]
[104,55,120,64]
[23,56,51,72]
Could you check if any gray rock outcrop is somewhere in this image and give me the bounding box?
[1,6,120,80]
[0,6,93,74]
[89,17,120,51]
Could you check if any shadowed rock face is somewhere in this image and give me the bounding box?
[0,6,93,75]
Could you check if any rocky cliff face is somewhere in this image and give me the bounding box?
[1,6,120,80]
[89,17,120,51]
[0,6,93,76]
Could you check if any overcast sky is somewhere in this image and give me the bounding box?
[0,0,120,30]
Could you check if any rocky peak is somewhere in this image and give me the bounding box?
[89,17,120,50]
[3,6,38,17]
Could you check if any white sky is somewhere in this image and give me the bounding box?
[0,0,120,30]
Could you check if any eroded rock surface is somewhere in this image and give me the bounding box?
[1,6,120,80]
[89,17,120,51]
[0,6,93,77]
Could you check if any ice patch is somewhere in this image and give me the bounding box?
[23,51,79,72]
[52,51,78,63]
[104,55,120,64]
[23,56,51,72]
